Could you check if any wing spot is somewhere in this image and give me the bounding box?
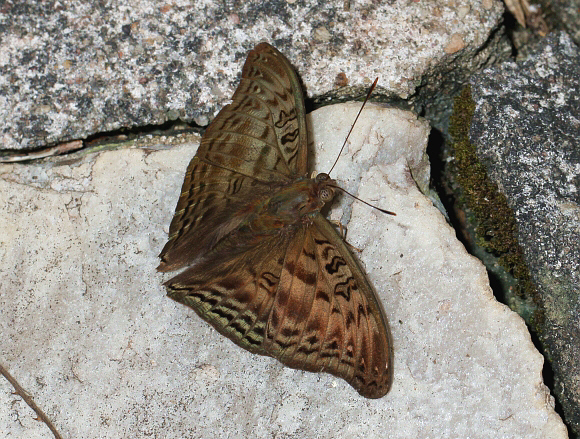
[326,340,339,351]
[358,303,366,320]
[260,272,279,289]
[244,333,262,346]
[315,289,330,303]
[253,325,265,337]
[280,129,299,145]
[334,279,353,301]
[210,306,236,322]
[346,311,355,328]
[228,320,247,336]
[302,248,316,260]
[239,314,254,325]
[305,334,318,345]
[325,256,347,274]
[274,339,293,349]
[297,345,318,355]
[274,109,296,128]
[281,327,300,338]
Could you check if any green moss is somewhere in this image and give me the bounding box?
[449,86,542,326]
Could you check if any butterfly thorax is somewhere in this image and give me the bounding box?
[243,174,336,236]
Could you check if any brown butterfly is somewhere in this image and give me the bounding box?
[157,42,393,398]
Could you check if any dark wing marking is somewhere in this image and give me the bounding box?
[165,232,293,355]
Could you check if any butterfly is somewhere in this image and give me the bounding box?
[157,42,393,398]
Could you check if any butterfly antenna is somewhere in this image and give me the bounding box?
[329,184,396,216]
[328,77,379,176]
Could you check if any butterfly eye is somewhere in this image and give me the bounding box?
[319,187,334,202]
[315,173,330,182]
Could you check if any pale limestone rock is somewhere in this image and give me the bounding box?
[0,104,566,438]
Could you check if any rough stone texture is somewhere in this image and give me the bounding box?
[546,0,580,46]
[0,0,506,150]
[469,32,580,436]
[0,104,566,438]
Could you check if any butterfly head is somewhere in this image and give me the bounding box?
[314,172,336,204]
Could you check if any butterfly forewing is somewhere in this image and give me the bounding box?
[158,43,308,271]
[310,215,392,398]
[198,43,308,181]
[238,43,308,175]
[159,43,393,398]
[158,159,269,272]
[262,215,392,398]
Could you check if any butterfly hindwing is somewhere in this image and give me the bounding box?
[165,232,292,355]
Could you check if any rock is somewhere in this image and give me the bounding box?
[0,104,566,438]
[469,32,580,435]
[0,0,507,150]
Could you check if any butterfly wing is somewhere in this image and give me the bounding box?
[166,214,393,398]
[265,214,393,398]
[158,43,308,271]
[165,231,294,356]
[198,42,308,179]
[159,43,393,398]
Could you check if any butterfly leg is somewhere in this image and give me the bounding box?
[328,220,363,252]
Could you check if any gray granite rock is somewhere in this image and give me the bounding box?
[0,0,506,151]
[469,32,580,436]
[0,104,566,438]
[547,0,580,46]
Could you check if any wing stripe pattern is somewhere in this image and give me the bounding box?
[158,43,308,272]
[199,44,307,182]
[158,157,267,272]
[311,215,392,397]
[249,216,392,398]
[165,216,392,397]
[166,234,291,355]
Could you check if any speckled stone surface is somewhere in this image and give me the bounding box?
[0,0,506,150]
[469,32,580,436]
